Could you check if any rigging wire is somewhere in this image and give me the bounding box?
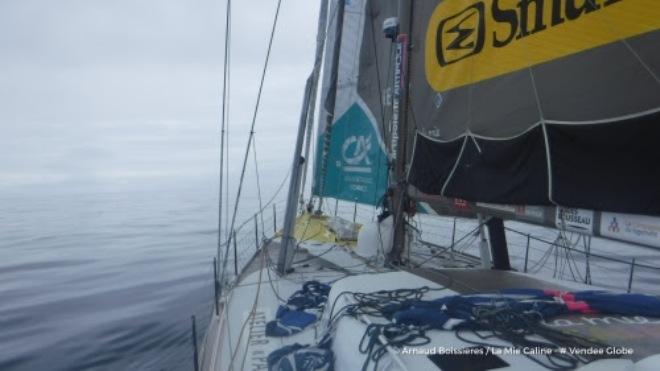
[224,168,291,245]
[224,10,232,245]
[217,0,232,269]
[414,218,487,268]
[220,0,283,284]
[264,247,287,304]
[252,135,266,238]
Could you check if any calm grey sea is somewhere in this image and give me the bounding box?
[0,179,228,370]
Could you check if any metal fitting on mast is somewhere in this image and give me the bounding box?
[383,17,399,39]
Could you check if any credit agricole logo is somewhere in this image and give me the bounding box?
[425,0,660,92]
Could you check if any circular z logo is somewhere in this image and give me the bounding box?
[424,0,660,93]
[436,2,485,66]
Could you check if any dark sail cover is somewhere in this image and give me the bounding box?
[406,0,660,215]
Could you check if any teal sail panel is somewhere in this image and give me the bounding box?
[312,0,389,206]
[313,102,388,205]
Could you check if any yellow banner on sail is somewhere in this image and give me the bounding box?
[425,0,660,92]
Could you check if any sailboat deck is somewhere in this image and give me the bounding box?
[202,240,660,370]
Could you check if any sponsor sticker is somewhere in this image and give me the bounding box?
[520,205,545,220]
[556,207,594,234]
[390,34,408,160]
[454,198,469,209]
[600,212,660,248]
[425,0,660,92]
[476,203,545,221]
[477,202,517,214]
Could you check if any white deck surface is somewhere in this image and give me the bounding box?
[202,240,659,371]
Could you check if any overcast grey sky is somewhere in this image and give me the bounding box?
[0,0,320,191]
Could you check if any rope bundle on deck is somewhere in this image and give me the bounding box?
[267,280,660,371]
[338,288,660,371]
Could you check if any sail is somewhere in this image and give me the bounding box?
[311,0,390,206]
[405,0,660,216]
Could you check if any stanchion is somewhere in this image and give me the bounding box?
[213,258,219,315]
[254,214,260,249]
[273,204,277,233]
[524,234,531,273]
[628,258,636,293]
[191,316,199,371]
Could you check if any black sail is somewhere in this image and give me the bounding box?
[406,0,660,216]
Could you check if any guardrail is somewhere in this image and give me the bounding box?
[215,198,289,291]
[218,196,660,298]
[413,213,660,295]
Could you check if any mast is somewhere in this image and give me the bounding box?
[277,77,314,274]
[316,0,346,212]
[389,0,411,263]
[277,1,334,274]
[299,0,329,212]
